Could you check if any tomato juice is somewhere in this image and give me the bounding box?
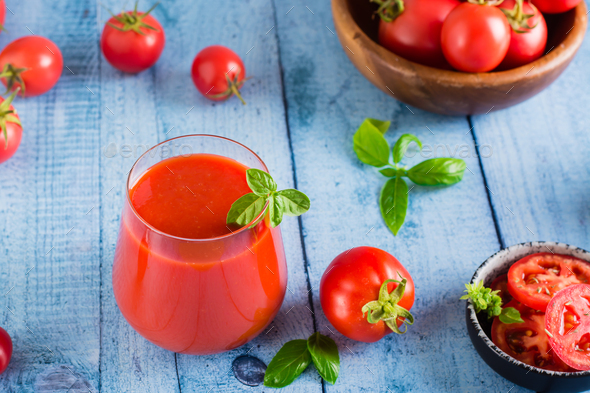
[113,147,287,355]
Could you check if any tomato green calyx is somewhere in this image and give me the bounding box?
[500,0,539,33]
[0,89,22,149]
[467,0,505,5]
[361,274,415,334]
[106,1,160,35]
[209,72,250,105]
[0,63,28,97]
[370,0,404,23]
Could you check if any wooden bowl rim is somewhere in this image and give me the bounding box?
[332,0,588,86]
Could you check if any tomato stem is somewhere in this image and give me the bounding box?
[500,0,539,33]
[370,0,404,23]
[209,73,249,105]
[0,89,21,149]
[104,1,160,35]
[0,63,27,97]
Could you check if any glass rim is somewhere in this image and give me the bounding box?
[125,134,270,243]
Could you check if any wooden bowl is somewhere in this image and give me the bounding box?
[331,0,587,115]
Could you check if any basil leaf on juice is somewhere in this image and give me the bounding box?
[226,193,265,226]
[269,193,284,228]
[379,176,408,236]
[366,118,391,134]
[407,158,466,186]
[392,134,422,164]
[353,119,391,167]
[264,340,312,388]
[246,168,277,197]
[277,189,310,216]
[499,307,524,324]
[307,332,340,385]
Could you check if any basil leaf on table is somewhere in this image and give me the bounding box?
[499,307,524,324]
[268,193,284,228]
[277,189,310,216]
[226,193,266,226]
[379,176,409,236]
[246,168,277,196]
[307,332,340,385]
[353,119,391,167]
[365,118,391,134]
[407,158,466,186]
[392,134,422,164]
[264,339,312,388]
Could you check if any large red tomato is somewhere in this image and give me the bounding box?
[319,247,415,343]
[0,91,23,164]
[101,4,165,73]
[0,36,63,97]
[531,0,581,13]
[377,0,460,69]
[497,0,547,70]
[441,2,511,72]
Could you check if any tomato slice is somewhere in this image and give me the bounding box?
[507,253,590,312]
[491,274,513,305]
[492,300,574,372]
[545,284,590,371]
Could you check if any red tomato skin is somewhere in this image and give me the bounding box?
[101,13,165,74]
[377,0,460,69]
[319,247,415,343]
[531,0,581,14]
[441,3,511,72]
[497,0,548,71]
[0,0,6,31]
[0,36,63,97]
[0,96,22,164]
[0,327,12,374]
[191,45,246,101]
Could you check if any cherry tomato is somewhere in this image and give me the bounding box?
[545,284,590,370]
[0,327,12,374]
[101,3,165,74]
[319,247,415,343]
[376,0,460,69]
[441,2,511,72]
[492,300,573,371]
[0,90,23,164]
[191,45,248,105]
[491,274,513,304]
[0,36,63,97]
[497,0,547,71]
[507,253,590,312]
[0,1,6,33]
[531,0,581,14]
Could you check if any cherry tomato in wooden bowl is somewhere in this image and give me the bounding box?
[0,36,63,97]
[0,90,23,164]
[319,246,415,343]
[101,3,165,74]
[0,327,12,374]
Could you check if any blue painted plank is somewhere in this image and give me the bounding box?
[273,0,530,391]
[0,1,101,392]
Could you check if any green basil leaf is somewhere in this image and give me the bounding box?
[379,177,408,236]
[307,332,340,385]
[277,189,310,216]
[407,158,466,186]
[379,168,397,177]
[366,118,391,134]
[226,193,266,226]
[264,340,312,388]
[499,307,524,324]
[392,134,422,164]
[246,168,277,196]
[353,119,391,167]
[268,193,284,228]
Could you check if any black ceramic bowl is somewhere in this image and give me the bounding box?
[466,242,590,392]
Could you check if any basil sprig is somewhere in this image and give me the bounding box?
[353,118,466,235]
[227,169,310,228]
[461,281,524,324]
[264,332,340,388]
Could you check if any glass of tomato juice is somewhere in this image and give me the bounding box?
[112,135,287,355]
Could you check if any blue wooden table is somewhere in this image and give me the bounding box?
[0,0,588,391]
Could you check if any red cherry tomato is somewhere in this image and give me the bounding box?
[531,0,581,14]
[491,274,513,304]
[497,0,547,70]
[101,4,165,73]
[492,300,573,371]
[507,253,590,312]
[0,36,63,97]
[441,2,511,72]
[0,91,23,164]
[545,284,590,371]
[377,0,460,69]
[0,0,6,33]
[191,45,248,105]
[0,327,12,374]
[319,247,415,343]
